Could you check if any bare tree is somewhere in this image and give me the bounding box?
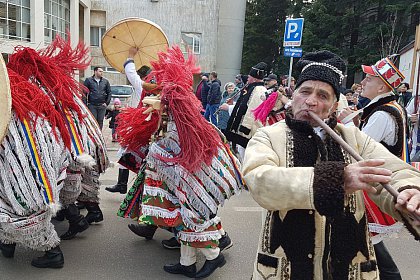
[379,11,403,58]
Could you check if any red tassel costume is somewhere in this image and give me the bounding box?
[116,46,245,271]
[0,34,109,260]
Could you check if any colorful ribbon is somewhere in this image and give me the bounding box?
[21,119,54,204]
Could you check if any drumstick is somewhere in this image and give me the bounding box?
[307,111,420,222]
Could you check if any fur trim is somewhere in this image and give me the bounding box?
[396,211,420,241]
[313,162,346,217]
[396,185,420,241]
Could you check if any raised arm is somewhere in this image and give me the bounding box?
[124,47,144,106]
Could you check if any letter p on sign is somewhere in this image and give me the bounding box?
[287,23,298,39]
[283,18,304,47]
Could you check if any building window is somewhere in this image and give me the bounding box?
[44,0,70,42]
[0,0,31,41]
[90,26,106,47]
[181,32,201,54]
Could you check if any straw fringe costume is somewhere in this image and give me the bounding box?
[0,35,108,265]
[0,113,68,251]
[116,46,245,277]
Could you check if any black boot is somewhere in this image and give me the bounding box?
[31,246,64,268]
[163,263,196,278]
[128,224,157,240]
[162,237,181,249]
[75,201,86,209]
[218,232,233,252]
[0,242,16,258]
[85,204,104,224]
[53,209,66,222]
[105,169,129,194]
[195,253,226,279]
[60,204,89,240]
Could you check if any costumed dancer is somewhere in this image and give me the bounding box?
[0,37,90,268]
[63,95,108,229]
[242,50,420,280]
[116,46,245,278]
[224,62,268,161]
[7,36,109,239]
[106,46,152,195]
[359,57,409,279]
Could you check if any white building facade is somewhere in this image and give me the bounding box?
[0,0,91,78]
[1,0,246,86]
[399,25,420,97]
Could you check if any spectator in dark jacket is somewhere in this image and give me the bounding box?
[84,67,112,129]
[204,71,221,125]
[195,73,208,102]
[200,73,210,111]
[234,74,244,89]
[397,82,412,107]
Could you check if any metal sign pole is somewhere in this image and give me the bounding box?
[287,56,293,87]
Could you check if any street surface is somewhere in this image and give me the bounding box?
[0,121,419,280]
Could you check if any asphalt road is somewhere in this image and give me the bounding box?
[0,126,419,280]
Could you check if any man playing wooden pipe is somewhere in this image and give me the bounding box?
[242,50,420,280]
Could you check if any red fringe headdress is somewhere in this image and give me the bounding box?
[116,107,160,151]
[7,33,90,120]
[150,46,222,172]
[7,33,91,148]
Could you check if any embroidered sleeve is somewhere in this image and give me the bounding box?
[313,161,346,217]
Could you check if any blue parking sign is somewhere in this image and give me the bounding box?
[283,18,304,47]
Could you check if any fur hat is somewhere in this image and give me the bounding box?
[249,62,267,80]
[295,50,346,100]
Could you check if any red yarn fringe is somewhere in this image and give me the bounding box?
[150,46,222,172]
[253,92,278,123]
[116,107,160,151]
[7,33,90,121]
[6,33,91,149]
[8,68,71,147]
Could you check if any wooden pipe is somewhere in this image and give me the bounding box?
[307,110,420,222]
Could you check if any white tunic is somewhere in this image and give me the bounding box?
[361,92,397,146]
[124,60,144,108]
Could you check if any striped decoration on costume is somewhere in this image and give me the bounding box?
[64,109,84,156]
[21,118,54,204]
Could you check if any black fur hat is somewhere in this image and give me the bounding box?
[295,51,346,100]
[249,62,267,80]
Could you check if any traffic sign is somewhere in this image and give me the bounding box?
[283,18,304,47]
[284,47,302,57]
